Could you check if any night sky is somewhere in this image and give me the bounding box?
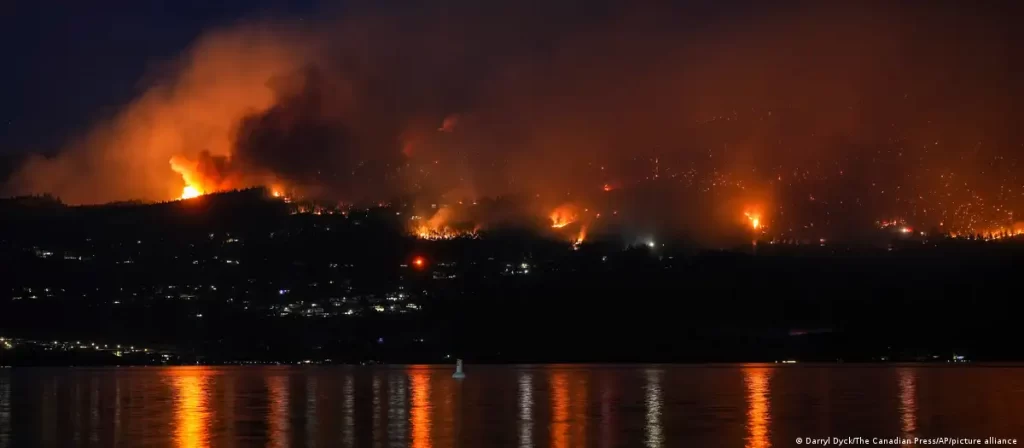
[0,0,318,154]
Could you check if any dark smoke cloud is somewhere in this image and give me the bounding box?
[4,1,1020,241]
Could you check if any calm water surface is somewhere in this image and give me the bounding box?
[0,365,1022,447]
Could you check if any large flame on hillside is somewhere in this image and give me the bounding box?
[573,225,588,250]
[550,203,580,229]
[3,4,1020,246]
[3,24,310,204]
[746,212,761,230]
[744,206,766,232]
[170,152,237,201]
[412,207,478,240]
[180,186,202,200]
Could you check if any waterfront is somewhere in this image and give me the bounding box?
[0,365,1021,447]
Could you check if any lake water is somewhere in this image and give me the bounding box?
[0,365,1022,447]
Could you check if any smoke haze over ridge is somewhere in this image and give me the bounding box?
[4,1,1020,241]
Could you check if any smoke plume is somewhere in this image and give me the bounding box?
[4,1,1020,241]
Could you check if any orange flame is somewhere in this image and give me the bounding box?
[573,225,587,250]
[412,207,478,240]
[745,210,761,229]
[550,203,579,228]
[744,209,763,231]
[169,154,233,200]
[180,185,202,200]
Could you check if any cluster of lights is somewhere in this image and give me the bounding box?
[0,337,153,354]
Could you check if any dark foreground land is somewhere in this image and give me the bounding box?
[2,191,1023,365]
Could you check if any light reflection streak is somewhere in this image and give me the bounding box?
[372,375,382,448]
[410,367,432,448]
[644,369,663,448]
[550,371,569,448]
[388,374,408,445]
[899,368,917,442]
[306,377,318,443]
[0,376,9,447]
[222,375,234,446]
[600,375,614,448]
[744,367,772,448]
[89,377,99,444]
[343,374,355,447]
[436,372,454,445]
[73,382,82,444]
[518,371,533,448]
[114,379,122,447]
[571,372,588,448]
[267,374,289,448]
[170,368,211,448]
[44,379,59,447]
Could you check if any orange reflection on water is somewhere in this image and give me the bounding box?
[549,369,588,448]
[570,373,587,448]
[743,367,772,448]
[168,367,211,448]
[898,368,917,440]
[409,366,433,448]
[551,371,569,448]
[435,373,454,446]
[267,374,289,448]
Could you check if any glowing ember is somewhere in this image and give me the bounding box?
[412,256,426,268]
[180,185,202,200]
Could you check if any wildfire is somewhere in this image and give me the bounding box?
[550,203,579,228]
[572,225,588,250]
[180,185,202,200]
[411,207,478,240]
[414,226,478,240]
[745,211,762,231]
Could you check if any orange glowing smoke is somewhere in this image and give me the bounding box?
[169,152,240,201]
[438,114,460,133]
[550,203,579,229]
[5,24,311,204]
